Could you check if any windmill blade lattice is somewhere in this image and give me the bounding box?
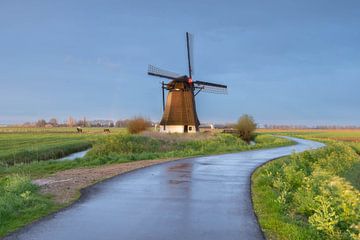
[194,80,228,94]
[186,32,194,78]
[148,65,180,80]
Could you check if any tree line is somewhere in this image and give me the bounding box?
[21,117,153,128]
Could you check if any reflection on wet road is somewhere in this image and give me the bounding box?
[5,137,324,240]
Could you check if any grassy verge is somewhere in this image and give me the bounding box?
[0,133,293,237]
[0,174,61,236]
[252,142,360,240]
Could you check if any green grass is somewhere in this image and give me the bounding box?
[0,127,125,166]
[349,142,360,154]
[258,129,360,154]
[341,161,360,190]
[252,142,360,240]
[0,132,294,237]
[252,162,323,240]
[0,174,60,236]
[86,133,293,161]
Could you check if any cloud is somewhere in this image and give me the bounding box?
[96,57,121,70]
[64,55,121,70]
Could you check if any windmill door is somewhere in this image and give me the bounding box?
[184,125,188,133]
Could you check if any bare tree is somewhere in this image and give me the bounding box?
[49,118,58,127]
[67,116,76,127]
[36,119,47,128]
[115,119,130,128]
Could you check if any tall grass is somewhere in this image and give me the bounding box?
[0,174,56,236]
[252,142,360,240]
[84,133,294,166]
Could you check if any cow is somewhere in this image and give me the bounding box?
[76,127,83,133]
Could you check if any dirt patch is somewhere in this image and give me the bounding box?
[33,158,180,204]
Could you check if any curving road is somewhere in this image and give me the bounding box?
[5,137,324,240]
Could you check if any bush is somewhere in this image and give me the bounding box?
[127,117,151,134]
[235,114,257,142]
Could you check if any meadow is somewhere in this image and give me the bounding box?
[0,127,125,166]
[253,129,360,240]
[258,129,360,153]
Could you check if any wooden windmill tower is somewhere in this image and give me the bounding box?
[148,32,227,133]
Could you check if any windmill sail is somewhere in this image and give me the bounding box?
[148,65,180,80]
[186,32,194,78]
[194,81,227,94]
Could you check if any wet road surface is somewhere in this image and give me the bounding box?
[5,137,324,240]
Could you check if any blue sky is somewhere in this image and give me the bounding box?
[0,0,359,125]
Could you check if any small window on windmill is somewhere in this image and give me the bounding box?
[189,126,192,131]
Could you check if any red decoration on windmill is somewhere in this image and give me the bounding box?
[148,32,227,133]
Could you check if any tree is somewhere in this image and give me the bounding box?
[116,119,130,127]
[67,116,76,127]
[77,117,88,127]
[235,114,257,142]
[48,118,58,127]
[36,119,47,127]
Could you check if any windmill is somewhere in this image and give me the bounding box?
[148,32,227,133]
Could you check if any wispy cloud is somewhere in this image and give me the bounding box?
[96,57,121,70]
[64,55,121,70]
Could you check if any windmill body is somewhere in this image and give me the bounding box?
[148,32,227,133]
[160,79,200,133]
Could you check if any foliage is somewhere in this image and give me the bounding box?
[252,142,360,240]
[235,114,257,142]
[0,174,56,236]
[127,117,151,134]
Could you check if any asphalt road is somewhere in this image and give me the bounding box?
[5,137,324,240]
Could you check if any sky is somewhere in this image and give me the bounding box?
[0,0,359,125]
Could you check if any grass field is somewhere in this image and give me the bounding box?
[253,129,360,240]
[257,129,360,153]
[0,127,125,166]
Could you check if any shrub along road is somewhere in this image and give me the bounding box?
[4,137,324,240]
